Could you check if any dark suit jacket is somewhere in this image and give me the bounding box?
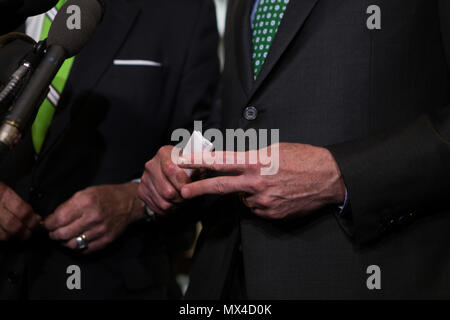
[0,0,219,299]
[186,0,450,299]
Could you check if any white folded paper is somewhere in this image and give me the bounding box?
[182,131,214,176]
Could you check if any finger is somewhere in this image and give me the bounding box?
[44,199,82,231]
[23,213,42,231]
[159,149,191,192]
[62,224,106,250]
[7,209,40,232]
[49,215,93,242]
[178,151,255,173]
[146,178,177,213]
[138,183,165,216]
[32,214,43,229]
[181,176,251,199]
[2,189,39,230]
[0,207,31,239]
[154,161,185,204]
[138,174,171,214]
[144,161,182,204]
[138,174,174,214]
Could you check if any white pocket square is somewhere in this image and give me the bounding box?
[113,59,162,67]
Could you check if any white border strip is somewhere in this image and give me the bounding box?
[47,85,60,107]
[46,8,57,21]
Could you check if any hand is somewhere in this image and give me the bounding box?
[0,182,41,241]
[138,145,191,215]
[44,183,145,253]
[178,143,346,219]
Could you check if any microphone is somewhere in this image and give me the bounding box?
[0,0,104,159]
[0,38,46,115]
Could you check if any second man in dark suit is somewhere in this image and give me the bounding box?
[140,0,450,299]
[0,0,219,299]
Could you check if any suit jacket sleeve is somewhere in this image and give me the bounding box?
[326,0,450,245]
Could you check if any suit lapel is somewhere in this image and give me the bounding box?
[233,0,254,96]
[39,0,140,158]
[248,0,319,99]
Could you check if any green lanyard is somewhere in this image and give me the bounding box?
[32,0,75,154]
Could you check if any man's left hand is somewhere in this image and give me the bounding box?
[44,183,146,253]
[179,143,346,220]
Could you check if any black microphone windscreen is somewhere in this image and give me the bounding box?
[47,0,103,57]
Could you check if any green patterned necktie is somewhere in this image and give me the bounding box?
[31,0,75,154]
[251,0,289,79]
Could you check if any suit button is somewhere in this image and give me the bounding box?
[243,106,258,121]
[7,271,20,284]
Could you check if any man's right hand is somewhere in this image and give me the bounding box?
[138,146,191,215]
[0,182,41,241]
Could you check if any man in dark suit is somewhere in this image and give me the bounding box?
[0,0,219,299]
[139,0,450,299]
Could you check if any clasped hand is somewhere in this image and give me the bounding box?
[138,143,346,220]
